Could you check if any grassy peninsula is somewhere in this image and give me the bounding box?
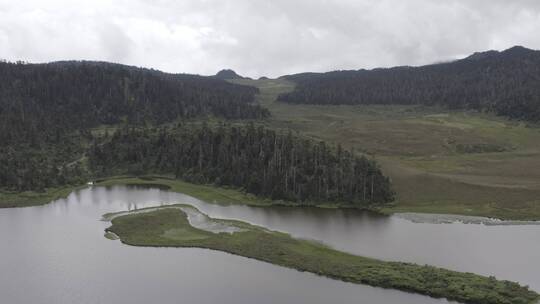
[105,205,539,304]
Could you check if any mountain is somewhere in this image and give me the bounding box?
[214,69,248,80]
[278,46,540,122]
[0,61,267,145]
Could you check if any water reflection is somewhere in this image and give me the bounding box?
[87,185,540,291]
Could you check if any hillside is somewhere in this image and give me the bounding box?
[0,61,268,192]
[278,46,540,122]
[0,61,266,146]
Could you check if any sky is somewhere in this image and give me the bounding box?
[1,0,540,78]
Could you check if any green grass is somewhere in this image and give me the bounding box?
[106,206,539,304]
[231,78,540,220]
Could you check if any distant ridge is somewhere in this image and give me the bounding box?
[278,46,540,122]
[464,46,534,61]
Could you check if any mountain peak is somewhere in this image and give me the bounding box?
[463,46,536,61]
[502,45,534,56]
[464,50,499,61]
[215,69,246,80]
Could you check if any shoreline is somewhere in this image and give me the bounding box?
[394,212,540,225]
[2,175,539,222]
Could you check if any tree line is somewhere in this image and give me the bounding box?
[278,46,540,122]
[89,123,394,205]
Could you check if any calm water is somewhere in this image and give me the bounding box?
[1,186,538,304]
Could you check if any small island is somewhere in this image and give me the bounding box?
[104,205,539,304]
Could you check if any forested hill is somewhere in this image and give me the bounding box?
[278,46,540,122]
[0,60,396,206]
[0,61,267,145]
[89,123,393,205]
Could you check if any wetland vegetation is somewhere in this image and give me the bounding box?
[106,205,540,304]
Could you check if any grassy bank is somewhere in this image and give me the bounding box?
[0,175,381,210]
[94,176,376,209]
[0,184,88,208]
[106,206,539,304]
[95,176,269,206]
[0,176,264,209]
[231,78,540,220]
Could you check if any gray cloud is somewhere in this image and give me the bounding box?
[1,0,539,77]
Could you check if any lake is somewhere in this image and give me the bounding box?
[1,185,538,303]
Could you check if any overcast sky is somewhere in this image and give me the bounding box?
[1,0,539,78]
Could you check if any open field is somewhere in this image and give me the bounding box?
[106,205,539,304]
[233,79,540,220]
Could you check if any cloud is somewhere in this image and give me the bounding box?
[0,0,540,77]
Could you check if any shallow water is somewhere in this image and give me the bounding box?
[1,185,538,303]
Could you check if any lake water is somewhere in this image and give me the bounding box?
[1,185,538,304]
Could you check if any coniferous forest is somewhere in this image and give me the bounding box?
[0,61,265,192]
[88,124,393,204]
[278,46,540,122]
